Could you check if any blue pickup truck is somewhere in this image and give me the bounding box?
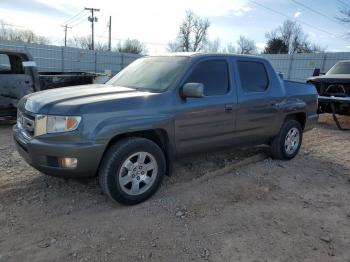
[13,53,318,204]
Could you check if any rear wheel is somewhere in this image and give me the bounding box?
[270,119,302,160]
[99,137,166,205]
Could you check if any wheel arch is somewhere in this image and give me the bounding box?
[284,112,306,130]
[99,129,173,176]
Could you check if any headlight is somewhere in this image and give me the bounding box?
[34,115,81,136]
[47,115,81,133]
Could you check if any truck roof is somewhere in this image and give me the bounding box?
[151,52,264,60]
[0,48,30,56]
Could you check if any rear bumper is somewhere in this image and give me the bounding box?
[318,95,350,116]
[304,114,319,132]
[13,125,106,178]
[318,95,350,104]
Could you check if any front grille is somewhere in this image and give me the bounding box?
[18,110,35,137]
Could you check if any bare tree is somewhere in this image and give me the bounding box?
[225,43,237,54]
[116,39,147,54]
[168,10,210,52]
[0,20,50,44]
[204,38,221,53]
[337,8,350,24]
[336,4,350,37]
[167,42,180,52]
[67,35,109,51]
[236,35,257,54]
[265,20,325,54]
[95,42,109,52]
[68,36,92,50]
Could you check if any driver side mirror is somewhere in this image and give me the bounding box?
[278,72,284,79]
[181,83,204,98]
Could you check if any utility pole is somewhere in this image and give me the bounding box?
[61,24,72,47]
[85,7,100,50]
[108,16,112,51]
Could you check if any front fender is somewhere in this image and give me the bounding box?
[90,113,174,143]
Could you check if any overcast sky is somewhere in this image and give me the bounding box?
[1,0,349,54]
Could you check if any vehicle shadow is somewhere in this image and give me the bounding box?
[318,113,350,130]
[0,145,271,210]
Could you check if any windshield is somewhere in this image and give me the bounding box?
[106,56,189,92]
[327,62,350,75]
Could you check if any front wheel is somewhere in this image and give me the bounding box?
[99,137,166,205]
[270,119,303,160]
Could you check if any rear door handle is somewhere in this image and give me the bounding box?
[225,104,234,112]
[270,101,280,107]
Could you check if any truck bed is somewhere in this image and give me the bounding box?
[283,80,317,97]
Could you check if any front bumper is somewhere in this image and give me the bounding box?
[13,125,106,178]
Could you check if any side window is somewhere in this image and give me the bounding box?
[237,61,269,93]
[0,54,11,73]
[185,60,229,96]
[0,54,24,74]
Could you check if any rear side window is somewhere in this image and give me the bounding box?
[237,61,268,93]
[185,60,229,96]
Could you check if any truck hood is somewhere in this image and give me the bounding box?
[307,74,350,83]
[19,84,158,115]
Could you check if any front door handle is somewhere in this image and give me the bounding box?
[270,101,282,108]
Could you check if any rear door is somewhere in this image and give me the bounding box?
[233,58,284,144]
[174,58,237,154]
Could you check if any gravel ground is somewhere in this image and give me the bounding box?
[0,114,350,262]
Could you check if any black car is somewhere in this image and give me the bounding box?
[308,60,350,116]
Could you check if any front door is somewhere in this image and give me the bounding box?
[174,58,237,154]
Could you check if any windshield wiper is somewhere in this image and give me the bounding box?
[127,86,161,93]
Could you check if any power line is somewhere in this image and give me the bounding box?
[338,0,350,9]
[95,34,168,47]
[1,22,25,29]
[100,21,109,37]
[62,10,86,25]
[60,9,88,47]
[248,0,348,41]
[60,11,89,46]
[291,0,348,29]
[68,14,89,27]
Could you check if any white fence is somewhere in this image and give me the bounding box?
[262,52,350,82]
[0,40,349,82]
[0,40,141,75]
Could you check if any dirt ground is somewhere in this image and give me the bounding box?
[0,114,350,262]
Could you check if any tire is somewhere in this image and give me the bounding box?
[270,119,302,160]
[99,137,166,205]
